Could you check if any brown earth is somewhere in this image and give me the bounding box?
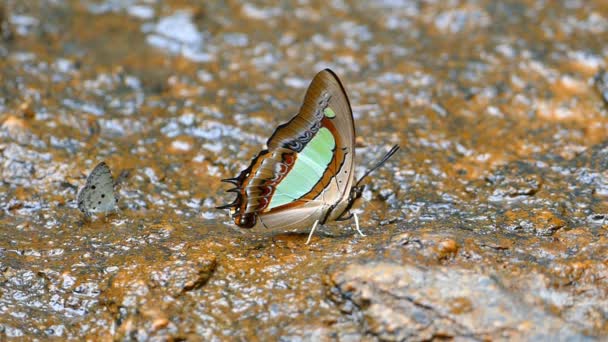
[0,0,607,340]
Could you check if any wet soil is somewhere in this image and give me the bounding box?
[0,0,607,340]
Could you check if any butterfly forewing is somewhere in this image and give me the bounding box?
[270,69,355,205]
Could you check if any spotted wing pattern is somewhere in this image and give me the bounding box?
[77,162,118,216]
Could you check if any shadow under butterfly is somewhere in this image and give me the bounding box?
[217,69,399,243]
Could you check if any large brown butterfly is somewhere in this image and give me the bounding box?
[218,69,399,243]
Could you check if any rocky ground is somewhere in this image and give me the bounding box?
[0,0,606,340]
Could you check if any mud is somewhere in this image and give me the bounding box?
[0,0,607,340]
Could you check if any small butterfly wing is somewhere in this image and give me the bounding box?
[77,162,118,215]
[268,69,356,207]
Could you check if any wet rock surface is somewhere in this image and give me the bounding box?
[328,263,585,341]
[327,142,608,340]
[0,0,607,340]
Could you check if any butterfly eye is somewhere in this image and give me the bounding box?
[235,212,256,228]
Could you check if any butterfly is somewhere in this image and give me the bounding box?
[217,69,399,243]
[77,161,119,216]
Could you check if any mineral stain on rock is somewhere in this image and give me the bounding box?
[0,0,607,340]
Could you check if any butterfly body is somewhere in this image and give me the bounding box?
[219,69,398,235]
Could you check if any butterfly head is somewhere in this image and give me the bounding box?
[335,184,364,221]
[335,145,400,221]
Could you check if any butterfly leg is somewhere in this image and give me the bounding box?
[353,212,366,237]
[305,220,320,245]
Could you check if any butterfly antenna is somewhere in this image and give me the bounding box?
[355,144,400,187]
[115,169,132,187]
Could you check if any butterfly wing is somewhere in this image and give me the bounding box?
[219,69,356,231]
[77,162,118,215]
[269,69,356,206]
